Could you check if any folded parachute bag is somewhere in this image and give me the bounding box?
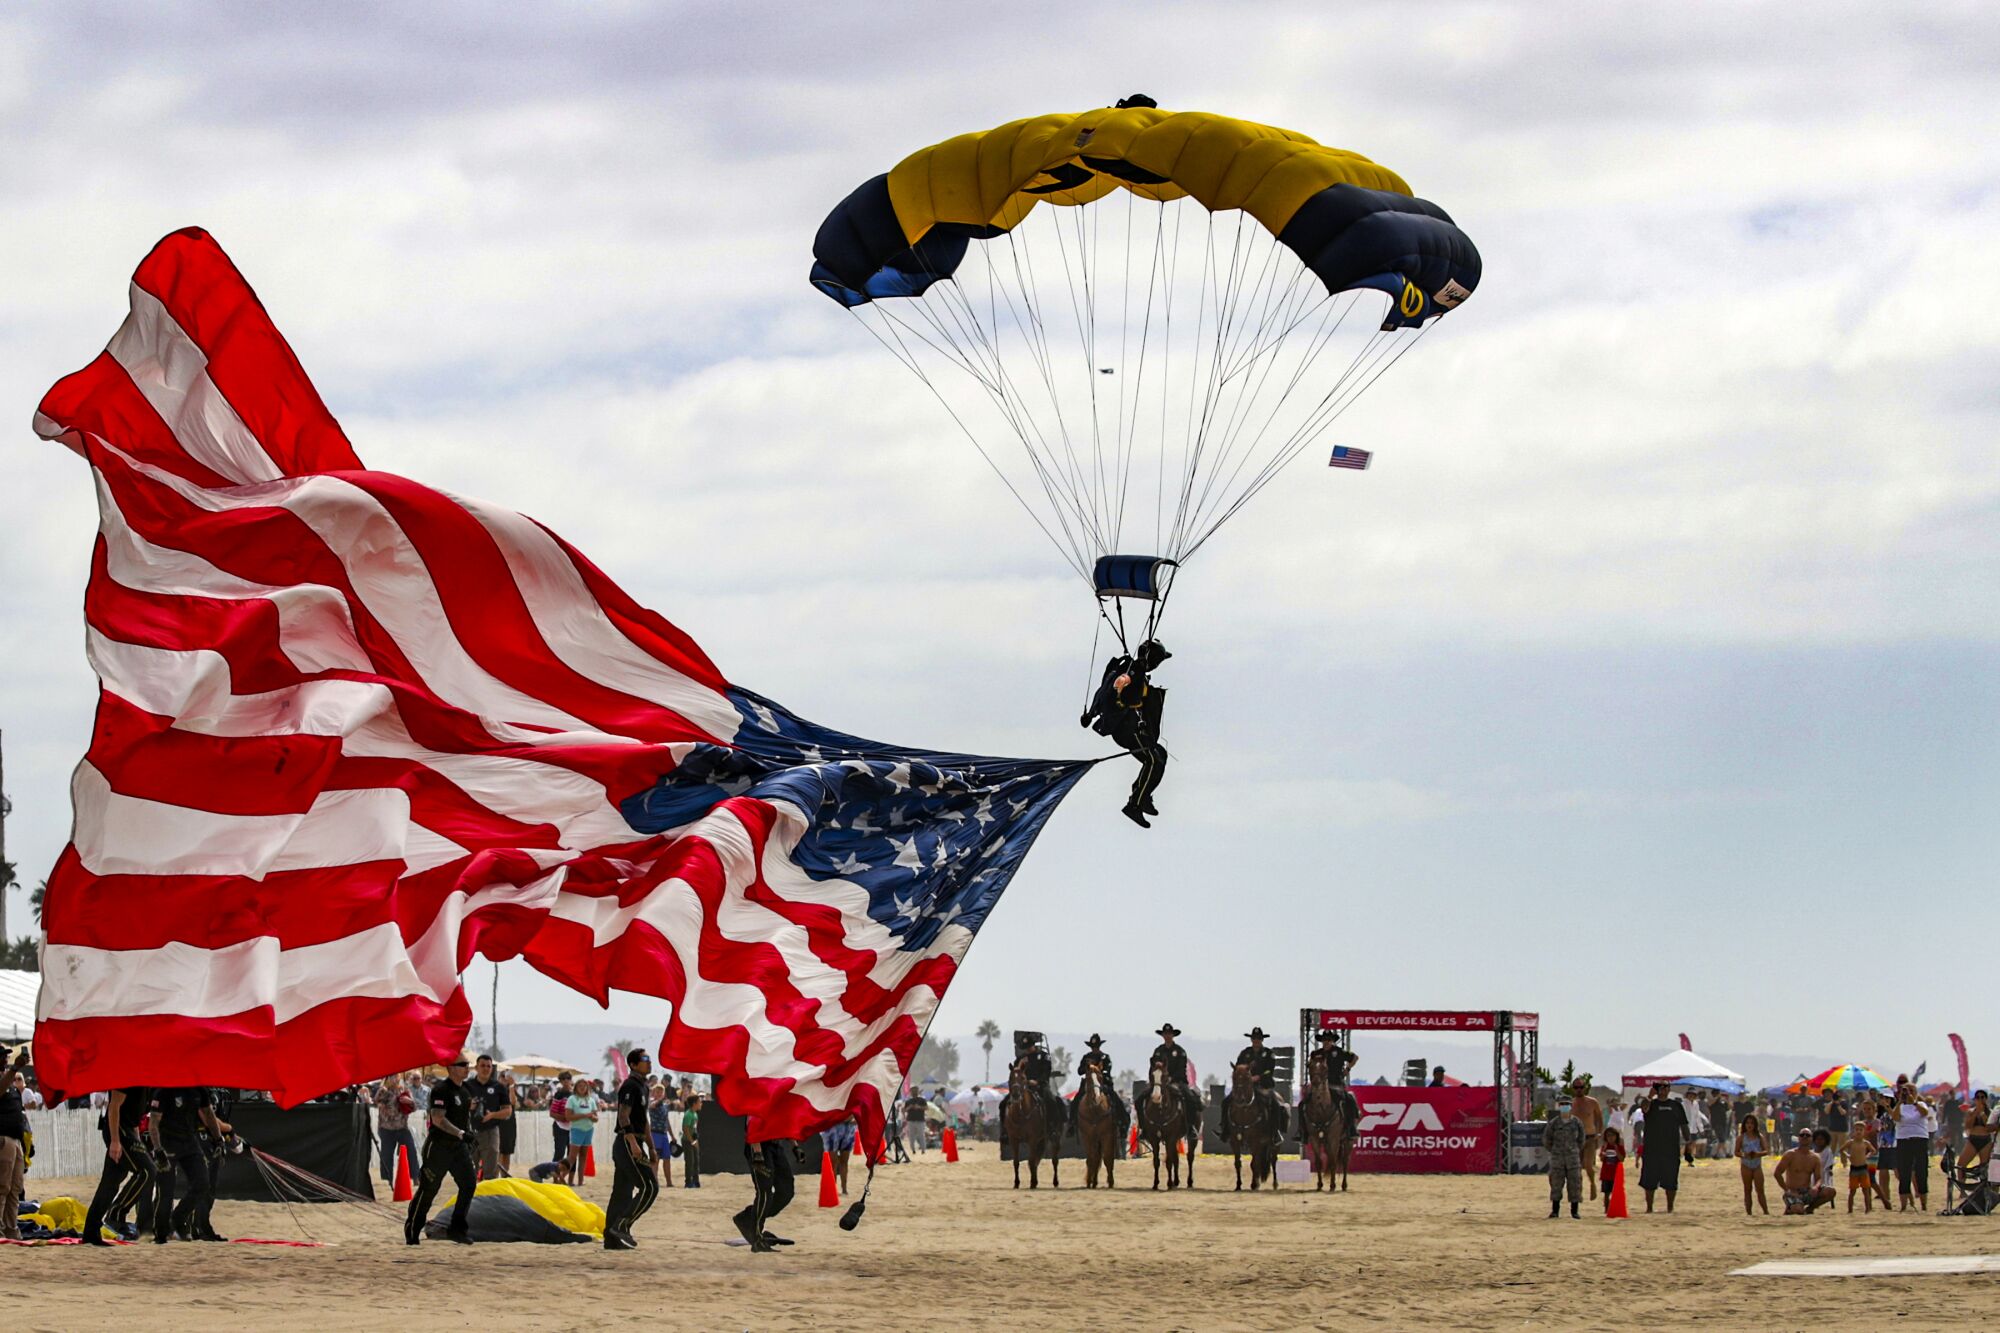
[426,1179,604,1244]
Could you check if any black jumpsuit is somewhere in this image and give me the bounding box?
[1083,658,1169,812]
[604,1074,660,1244]
[84,1086,156,1244]
[403,1077,478,1244]
[151,1086,219,1242]
[734,1137,796,1251]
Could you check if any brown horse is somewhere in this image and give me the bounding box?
[1225,1062,1281,1191]
[1003,1061,1058,1189]
[1074,1066,1118,1188]
[1301,1055,1355,1192]
[1137,1060,1192,1190]
[1301,1054,1356,1192]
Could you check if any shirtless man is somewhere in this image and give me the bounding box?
[1569,1077,1605,1199]
[1773,1131,1832,1214]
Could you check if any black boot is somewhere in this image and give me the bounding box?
[1570,1201,1579,1218]
[1548,1202,1559,1218]
[1122,803,1150,828]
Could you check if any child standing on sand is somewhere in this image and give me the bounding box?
[1843,1124,1874,1213]
[1599,1127,1624,1212]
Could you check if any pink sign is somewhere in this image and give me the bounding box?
[1348,1086,1500,1174]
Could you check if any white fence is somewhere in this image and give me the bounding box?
[22,1108,564,1182]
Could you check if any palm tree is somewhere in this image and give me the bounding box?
[976,1019,1002,1082]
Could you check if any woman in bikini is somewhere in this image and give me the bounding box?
[1735,1112,1768,1215]
[1961,1089,1993,1172]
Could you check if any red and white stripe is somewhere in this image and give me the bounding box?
[31,229,939,1151]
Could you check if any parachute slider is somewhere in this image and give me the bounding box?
[1328,446,1372,470]
[1093,554,1177,602]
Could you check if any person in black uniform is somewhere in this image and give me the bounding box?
[603,1049,661,1251]
[84,1085,157,1245]
[733,1135,796,1253]
[403,1057,477,1245]
[997,1039,1067,1138]
[1147,1023,1205,1134]
[149,1087,231,1243]
[1232,1028,1288,1138]
[1080,638,1171,827]
[1070,1034,1129,1138]
[1301,1030,1362,1137]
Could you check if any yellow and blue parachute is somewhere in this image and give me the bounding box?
[809,96,1479,649]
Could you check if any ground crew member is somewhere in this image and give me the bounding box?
[734,1135,797,1253]
[149,1086,230,1243]
[84,1085,156,1245]
[603,1049,661,1250]
[404,1057,477,1245]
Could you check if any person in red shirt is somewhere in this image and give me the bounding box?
[1598,1126,1624,1211]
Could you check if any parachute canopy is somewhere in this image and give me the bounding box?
[812,103,1479,327]
[811,98,1479,638]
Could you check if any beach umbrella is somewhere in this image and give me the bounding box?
[504,1054,583,1077]
[1789,1065,1889,1094]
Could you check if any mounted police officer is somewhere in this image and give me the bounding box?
[1303,1029,1361,1136]
[1070,1034,1129,1137]
[1148,1023,1204,1132]
[1232,1028,1289,1138]
[998,1036,1066,1134]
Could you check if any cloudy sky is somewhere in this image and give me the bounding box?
[4,2,1996,1073]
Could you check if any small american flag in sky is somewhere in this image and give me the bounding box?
[1328,446,1372,470]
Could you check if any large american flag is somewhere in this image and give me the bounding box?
[30,229,1089,1158]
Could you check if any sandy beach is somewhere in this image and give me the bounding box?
[10,1148,1998,1330]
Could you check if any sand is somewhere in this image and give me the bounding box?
[11,1150,1999,1329]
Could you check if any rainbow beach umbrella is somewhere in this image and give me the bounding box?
[1789,1065,1890,1095]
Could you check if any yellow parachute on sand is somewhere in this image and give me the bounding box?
[436,1178,605,1240]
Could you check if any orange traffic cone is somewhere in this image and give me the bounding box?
[818,1149,840,1207]
[392,1143,414,1202]
[941,1127,959,1162]
[1606,1160,1629,1219]
[584,1144,597,1178]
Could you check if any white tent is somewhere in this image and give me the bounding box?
[0,969,36,1042]
[1621,1049,1745,1091]
[947,1085,1005,1114]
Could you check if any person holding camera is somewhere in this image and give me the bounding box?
[1891,1083,1933,1210]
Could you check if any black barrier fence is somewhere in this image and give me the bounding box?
[690,1102,824,1176]
[213,1100,374,1202]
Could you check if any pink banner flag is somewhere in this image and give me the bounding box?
[1678,1033,1692,1051]
[1950,1033,1969,1094]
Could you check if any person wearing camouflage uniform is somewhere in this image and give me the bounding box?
[1543,1095,1586,1218]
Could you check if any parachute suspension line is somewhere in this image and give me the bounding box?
[848,306,1092,582]
[1005,211,1104,557]
[1084,610,1106,706]
[1180,286,1361,547]
[1184,321,1436,562]
[887,240,1109,581]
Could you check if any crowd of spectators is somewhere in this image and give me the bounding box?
[358,1061,714,1190]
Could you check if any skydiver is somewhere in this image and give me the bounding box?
[1081,638,1171,827]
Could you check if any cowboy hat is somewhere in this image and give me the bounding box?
[1245,1027,1270,1041]
[1085,1034,1105,1047]
[1155,1023,1181,1038]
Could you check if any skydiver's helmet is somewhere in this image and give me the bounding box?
[1134,639,1171,671]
